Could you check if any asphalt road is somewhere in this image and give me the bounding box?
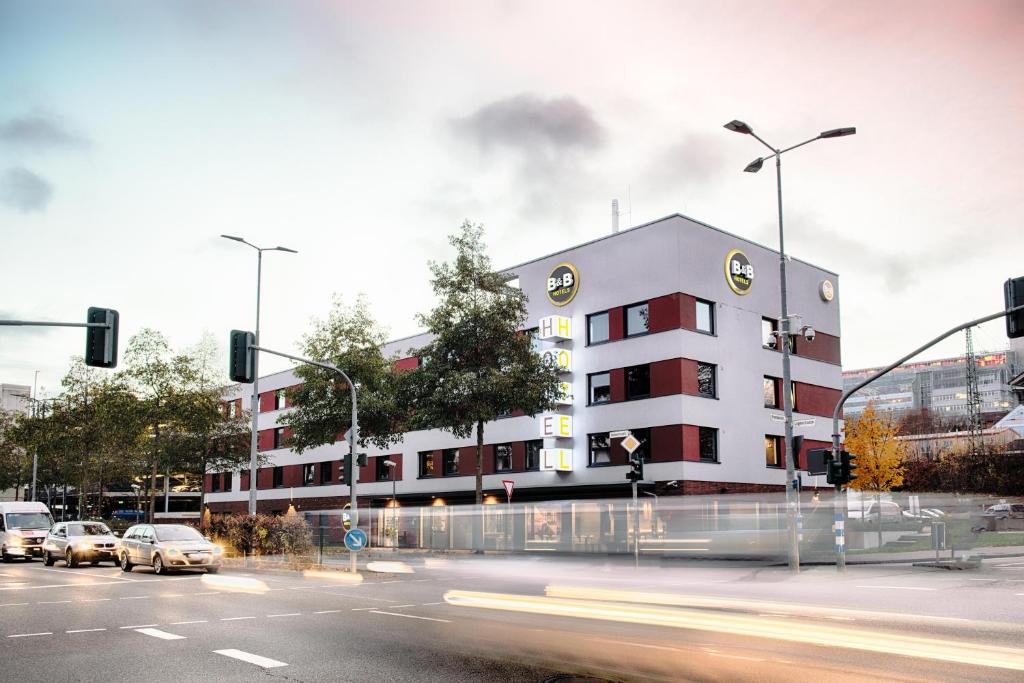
[2,554,1023,682]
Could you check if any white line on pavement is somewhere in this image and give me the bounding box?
[194,592,220,596]
[267,613,301,618]
[0,580,132,591]
[0,602,29,607]
[170,620,208,625]
[161,594,184,598]
[135,628,185,640]
[119,624,158,629]
[313,610,341,614]
[854,585,937,591]
[351,607,377,611]
[214,649,287,668]
[221,616,256,621]
[81,598,111,602]
[369,611,451,623]
[120,596,148,600]
[67,628,107,634]
[38,600,72,604]
[7,632,53,638]
[390,604,416,608]
[421,602,444,606]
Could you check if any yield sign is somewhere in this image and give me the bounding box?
[502,479,515,502]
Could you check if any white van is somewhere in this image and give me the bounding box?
[0,501,55,562]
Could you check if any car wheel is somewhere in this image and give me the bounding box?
[1,547,11,563]
[152,554,165,575]
[43,551,55,567]
[65,548,79,568]
[206,566,220,574]
[120,553,134,572]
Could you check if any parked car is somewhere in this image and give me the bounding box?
[118,523,222,575]
[982,503,1024,519]
[0,501,54,562]
[42,521,120,567]
[848,500,903,522]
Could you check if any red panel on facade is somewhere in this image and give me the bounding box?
[609,368,625,402]
[387,454,403,481]
[203,473,214,493]
[284,465,302,488]
[511,442,526,471]
[650,358,683,397]
[647,294,681,333]
[794,331,841,365]
[259,392,275,413]
[680,359,700,395]
[682,425,701,461]
[678,293,697,331]
[257,467,273,490]
[240,471,250,491]
[458,447,475,476]
[257,430,274,452]
[358,459,373,484]
[608,307,625,341]
[794,383,842,418]
[609,436,629,466]
[650,425,683,462]
[393,356,420,372]
[798,439,831,471]
[482,445,496,475]
[282,427,294,445]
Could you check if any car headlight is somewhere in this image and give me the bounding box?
[167,548,180,555]
[76,542,93,551]
[10,536,25,546]
[213,545,223,554]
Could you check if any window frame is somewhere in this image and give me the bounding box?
[524,439,542,471]
[763,376,780,408]
[698,427,719,463]
[211,472,221,492]
[696,362,717,398]
[630,427,652,463]
[624,302,650,338]
[419,451,435,478]
[588,371,612,405]
[495,443,513,473]
[625,364,651,401]
[764,435,783,469]
[442,448,459,477]
[272,466,284,488]
[695,299,715,335]
[376,457,393,482]
[273,427,286,450]
[587,311,611,346]
[319,461,333,485]
[588,432,612,467]
[302,463,315,487]
[762,317,779,349]
[274,389,286,411]
[223,472,232,492]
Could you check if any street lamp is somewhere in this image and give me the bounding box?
[221,235,298,516]
[724,119,855,573]
[383,459,397,548]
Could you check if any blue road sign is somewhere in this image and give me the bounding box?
[344,528,368,552]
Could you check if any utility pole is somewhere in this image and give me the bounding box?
[965,327,982,454]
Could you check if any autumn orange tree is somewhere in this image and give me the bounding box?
[844,402,907,492]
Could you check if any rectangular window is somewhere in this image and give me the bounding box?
[442,448,459,476]
[223,472,232,492]
[495,443,513,472]
[211,473,221,492]
[589,433,611,466]
[625,364,650,400]
[272,466,284,488]
[625,302,649,337]
[699,427,718,462]
[587,311,610,345]
[762,318,779,348]
[319,461,332,485]
[227,402,237,419]
[273,427,286,449]
[697,362,716,398]
[763,377,779,407]
[630,428,651,463]
[274,389,286,410]
[302,463,315,486]
[696,299,715,334]
[525,440,542,471]
[765,435,782,468]
[376,457,392,481]
[419,451,434,477]
[588,372,611,405]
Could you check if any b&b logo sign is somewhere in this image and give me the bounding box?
[724,249,754,296]
[546,263,580,306]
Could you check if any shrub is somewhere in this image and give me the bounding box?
[208,510,313,557]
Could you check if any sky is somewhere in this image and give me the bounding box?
[1,0,1022,396]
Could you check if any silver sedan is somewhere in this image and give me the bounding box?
[118,523,223,575]
[43,521,121,567]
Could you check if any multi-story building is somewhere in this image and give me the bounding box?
[206,214,843,531]
[842,352,1018,421]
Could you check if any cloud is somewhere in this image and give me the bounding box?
[452,93,606,157]
[643,133,729,196]
[0,310,51,336]
[0,167,54,212]
[0,113,88,151]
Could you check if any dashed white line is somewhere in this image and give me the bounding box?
[120,595,149,600]
[0,602,29,607]
[135,628,185,640]
[214,649,287,668]
[313,610,341,614]
[221,616,256,621]
[7,632,53,638]
[80,598,111,602]
[369,611,451,623]
[351,607,377,611]
[161,593,184,598]
[390,604,416,608]
[421,602,444,606]
[170,620,208,625]
[39,600,72,605]
[267,613,301,618]
[194,592,220,596]
[67,628,107,634]
[119,624,158,629]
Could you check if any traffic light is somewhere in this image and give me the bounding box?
[806,448,830,476]
[790,434,804,469]
[626,455,644,483]
[229,330,256,383]
[826,458,843,485]
[85,307,119,368]
[342,453,367,486]
[1005,276,1024,339]
[841,450,858,485]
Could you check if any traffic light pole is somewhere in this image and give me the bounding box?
[632,479,639,569]
[830,303,1024,571]
[248,344,360,571]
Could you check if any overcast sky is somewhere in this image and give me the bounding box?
[2,0,1022,396]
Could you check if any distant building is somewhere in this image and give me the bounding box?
[1009,337,1024,402]
[898,405,1024,459]
[1,383,31,414]
[842,352,1018,421]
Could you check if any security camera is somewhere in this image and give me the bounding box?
[666,480,679,488]
[802,326,816,343]
[766,333,778,349]
[383,460,396,467]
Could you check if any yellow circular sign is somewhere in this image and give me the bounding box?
[546,262,580,306]
[724,249,754,296]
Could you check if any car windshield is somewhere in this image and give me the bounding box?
[67,523,112,536]
[5,512,54,529]
[155,526,204,542]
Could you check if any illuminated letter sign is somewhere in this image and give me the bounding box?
[541,348,572,373]
[546,263,580,307]
[540,448,573,472]
[724,249,754,295]
[539,414,573,439]
[555,382,573,405]
[538,315,572,341]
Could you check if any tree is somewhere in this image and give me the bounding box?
[845,402,907,493]
[0,409,31,497]
[403,221,562,513]
[286,295,404,457]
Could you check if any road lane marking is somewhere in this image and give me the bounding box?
[214,649,287,668]
[221,616,256,621]
[170,620,208,625]
[120,624,158,629]
[67,628,107,634]
[313,610,341,614]
[161,594,184,598]
[854,585,937,591]
[135,628,185,640]
[0,602,29,607]
[81,598,111,602]
[267,613,301,618]
[352,607,377,611]
[421,602,444,606]
[391,604,416,608]
[8,632,53,638]
[120,596,148,600]
[0,580,131,591]
[369,611,451,622]
[39,600,72,604]
[194,592,220,596]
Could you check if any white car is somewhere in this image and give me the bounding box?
[43,521,121,567]
[0,501,54,562]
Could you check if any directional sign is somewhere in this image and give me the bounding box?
[344,528,368,552]
[769,414,786,423]
[502,479,515,503]
[793,418,816,428]
[609,430,630,439]
[621,434,641,455]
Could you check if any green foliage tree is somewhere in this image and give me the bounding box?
[0,409,31,497]
[402,221,562,510]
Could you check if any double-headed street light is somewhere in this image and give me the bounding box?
[724,119,855,573]
[221,235,298,516]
